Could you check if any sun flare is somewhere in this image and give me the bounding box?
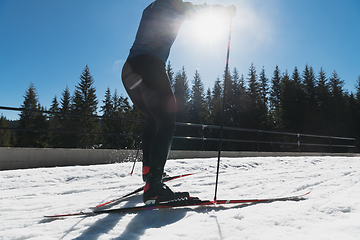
[192,13,228,44]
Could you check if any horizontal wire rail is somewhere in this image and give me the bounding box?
[0,106,356,152]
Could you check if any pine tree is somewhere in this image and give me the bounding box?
[59,86,73,147]
[280,70,298,133]
[231,68,240,126]
[328,71,345,135]
[72,65,98,115]
[259,67,269,128]
[356,76,360,101]
[112,90,121,143]
[246,63,261,129]
[210,77,222,125]
[229,68,248,149]
[317,68,330,109]
[232,72,249,128]
[118,94,137,149]
[50,96,60,113]
[48,95,61,147]
[302,65,318,133]
[17,83,48,147]
[173,67,190,122]
[347,92,357,138]
[180,70,206,149]
[188,70,206,124]
[291,66,305,133]
[60,86,71,113]
[101,87,113,117]
[223,66,233,127]
[71,65,99,148]
[302,65,317,103]
[0,115,11,147]
[203,77,223,150]
[270,65,282,129]
[316,68,331,134]
[166,61,175,90]
[205,88,212,123]
[100,87,114,148]
[247,63,259,103]
[100,88,134,149]
[99,89,137,149]
[354,76,360,148]
[329,71,344,99]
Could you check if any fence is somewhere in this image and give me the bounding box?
[0,106,356,153]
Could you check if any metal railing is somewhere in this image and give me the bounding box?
[0,106,356,153]
[172,122,356,153]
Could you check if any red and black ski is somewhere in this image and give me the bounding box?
[91,170,206,209]
[95,191,311,214]
[44,191,310,218]
[43,170,206,218]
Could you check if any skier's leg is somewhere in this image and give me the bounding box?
[140,118,157,181]
[123,55,188,203]
[145,87,176,177]
[122,61,157,181]
[133,56,176,179]
[138,80,182,203]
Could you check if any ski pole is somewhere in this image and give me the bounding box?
[129,141,142,175]
[214,16,233,201]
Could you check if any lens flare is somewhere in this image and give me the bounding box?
[192,12,228,44]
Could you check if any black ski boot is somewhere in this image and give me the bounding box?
[143,173,189,205]
[142,164,167,182]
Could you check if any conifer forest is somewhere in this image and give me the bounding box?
[1,63,360,152]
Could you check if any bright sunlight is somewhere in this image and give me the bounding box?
[191,12,229,45]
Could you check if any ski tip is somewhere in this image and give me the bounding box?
[304,190,312,196]
[91,203,106,209]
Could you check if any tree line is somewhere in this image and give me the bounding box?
[1,63,359,151]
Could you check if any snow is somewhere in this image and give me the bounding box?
[1,156,360,240]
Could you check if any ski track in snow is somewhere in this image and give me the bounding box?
[1,156,360,240]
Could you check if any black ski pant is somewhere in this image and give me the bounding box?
[122,55,176,178]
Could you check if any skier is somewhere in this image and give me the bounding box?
[121,0,236,204]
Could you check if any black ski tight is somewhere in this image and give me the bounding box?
[122,55,176,177]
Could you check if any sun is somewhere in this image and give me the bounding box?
[192,12,228,44]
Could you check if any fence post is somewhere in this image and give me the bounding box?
[330,137,332,153]
[257,130,260,152]
[201,125,205,151]
[297,133,301,152]
[118,119,122,150]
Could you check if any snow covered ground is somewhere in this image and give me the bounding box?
[1,156,360,240]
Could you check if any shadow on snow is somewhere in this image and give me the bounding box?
[41,195,307,240]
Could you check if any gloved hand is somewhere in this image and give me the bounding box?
[226,5,236,17]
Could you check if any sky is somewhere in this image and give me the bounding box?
[1,0,359,120]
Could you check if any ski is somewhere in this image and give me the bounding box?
[44,191,310,218]
[43,170,206,218]
[91,170,206,209]
[95,191,311,214]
